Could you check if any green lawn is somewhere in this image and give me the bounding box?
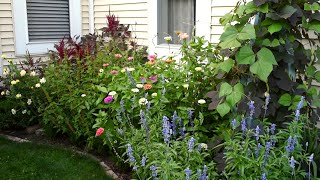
[0,136,113,180]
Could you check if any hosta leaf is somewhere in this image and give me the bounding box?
[219,82,233,97]
[238,24,256,40]
[217,103,231,117]
[235,45,255,64]
[220,58,235,73]
[278,93,291,106]
[268,23,282,34]
[249,58,273,82]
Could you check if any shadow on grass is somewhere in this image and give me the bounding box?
[0,136,113,180]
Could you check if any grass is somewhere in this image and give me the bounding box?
[0,136,113,180]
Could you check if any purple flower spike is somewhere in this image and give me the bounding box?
[188,137,196,152]
[162,116,171,143]
[184,167,192,180]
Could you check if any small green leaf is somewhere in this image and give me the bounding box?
[279,5,297,19]
[226,91,242,107]
[96,85,108,93]
[219,82,233,97]
[234,83,244,93]
[315,71,320,82]
[245,2,257,14]
[219,26,241,49]
[278,93,292,106]
[220,58,235,73]
[250,58,273,82]
[309,21,320,33]
[306,66,317,77]
[238,24,256,40]
[270,39,280,47]
[257,47,278,65]
[219,39,241,49]
[217,103,231,117]
[262,39,271,46]
[268,23,282,34]
[235,45,255,64]
[307,87,318,96]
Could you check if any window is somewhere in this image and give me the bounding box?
[158,0,195,44]
[13,0,81,55]
[148,0,211,56]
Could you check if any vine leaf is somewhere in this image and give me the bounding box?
[219,26,241,49]
[253,0,267,7]
[220,58,235,73]
[315,71,320,82]
[219,82,233,97]
[235,45,255,64]
[278,93,292,106]
[279,5,297,19]
[257,47,277,65]
[226,83,244,107]
[268,23,282,34]
[238,24,256,40]
[250,58,273,82]
[217,103,231,117]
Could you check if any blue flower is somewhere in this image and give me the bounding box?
[188,109,194,127]
[126,144,136,164]
[150,165,158,180]
[270,124,276,135]
[117,128,123,135]
[141,156,146,167]
[261,173,267,180]
[162,116,171,143]
[289,156,296,174]
[255,125,260,141]
[140,110,149,134]
[231,119,237,130]
[188,137,196,152]
[248,101,255,119]
[295,96,304,121]
[286,136,297,155]
[200,165,207,180]
[263,142,271,169]
[178,117,185,138]
[172,111,178,137]
[241,119,247,132]
[255,143,261,158]
[126,70,136,87]
[264,93,271,110]
[309,153,314,162]
[184,167,192,180]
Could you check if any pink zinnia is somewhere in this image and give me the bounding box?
[179,33,189,40]
[149,76,158,81]
[128,56,134,60]
[110,70,118,75]
[148,55,156,60]
[103,63,109,67]
[95,127,104,137]
[104,95,113,104]
[115,54,122,58]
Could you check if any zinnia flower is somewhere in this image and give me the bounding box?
[1,91,4,95]
[164,36,172,41]
[131,88,139,93]
[35,83,41,88]
[147,60,156,65]
[138,98,148,105]
[40,77,46,84]
[164,59,173,63]
[81,94,86,97]
[115,54,122,58]
[136,84,144,88]
[16,94,21,99]
[27,99,32,105]
[149,76,158,81]
[11,109,16,115]
[198,99,206,104]
[151,93,157,97]
[128,56,134,60]
[20,70,26,77]
[144,84,152,90]
[108,91,117,96]
[103,63,109,67]
[195,67,202,71]
[30,71,36,76]
[95,127,104,137]
[22,110,27,114]
[99,69,104,73]
[182,84,189,89]
[11,80,17,85]
[104,96,113,104]
[179,32,189,40]
[110,70,118,75]
[148,55,156,60]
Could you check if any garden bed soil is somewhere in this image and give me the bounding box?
[0,129,132,180]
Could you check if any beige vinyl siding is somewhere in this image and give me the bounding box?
[0,0,15,60]
[82,0,90,35]
[211,0,238,43]
[94,0,148,45]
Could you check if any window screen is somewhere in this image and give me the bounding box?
[26,0,70,42]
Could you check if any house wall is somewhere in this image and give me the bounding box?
[0,0,15,61]
[94,0,149,45]
[82,0,90,35]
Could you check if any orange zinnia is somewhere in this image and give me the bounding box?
[164,59,173,63]
[147,59,156,65]
[144,83,152,90]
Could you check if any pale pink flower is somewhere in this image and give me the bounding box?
[179,33,189,40]
[115,54,122,58]
[148,55,156,61]
[128,56,134,60]
[103,63,110,67]
[110,70,118,75]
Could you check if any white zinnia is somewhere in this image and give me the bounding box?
[27,99,32,105]
[22,110,27,114]
[151,93,158,97]
[99,69,104,73]
[127,68,135,72]
[81,94,86,97]
[40,77,46,84]
[35,83,41,88]
[11,80,17,85]
[200,143,208,150]
[182,84,189,89]
[138,98,148,105]
[198,99,206,104]
[195,67,203,71]
[108,91,117,96]
[11,109,16,115]
[16,94,22,98]
[136,84,143,89]
[30,71,36,77]
[20,70,27,77]
[1,91,4,96]
[131,88,139,93]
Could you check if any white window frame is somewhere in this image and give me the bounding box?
[12,0,82,56]
[148,0,211,56]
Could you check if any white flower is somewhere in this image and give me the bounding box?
[11,109,16,115]
[3,68,8,75]
[6,90,10,95]
[20,70,26,77]
[1,91,4,96]
[195,67,203,71]
[108,91,117,96]
[16,80,20,83]
[99,69,104,73]
[138,98,148,105]
[151,93,158,97]
[27,99,32,105]
[136,84,143,88]
[198,99,206,104]
[22,110,27,114]
[182,84,189,89]
[164,36,172,41]
[40,77,46,84]
[30,71,36,77]
[81,94,86,97]
[121,69,126,73]
[35,83,41,88]
[16,94,22,98]
[11,80,17,85]
[1,54,6,59]
[131,88,139,93]
[230,21,239,26]
[127,68,135,72]
[200,143,208,150]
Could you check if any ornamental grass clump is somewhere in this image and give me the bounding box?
[223,96,317,179]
